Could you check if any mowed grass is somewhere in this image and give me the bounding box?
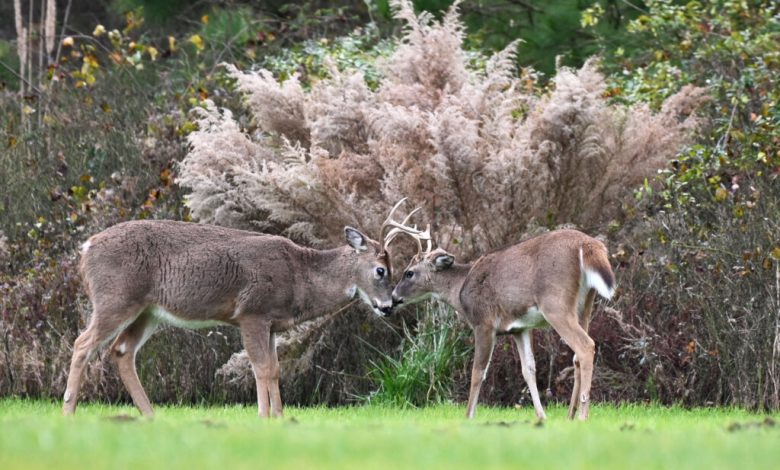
[1,399,778,470]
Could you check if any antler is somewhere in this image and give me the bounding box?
[380,198,432,256]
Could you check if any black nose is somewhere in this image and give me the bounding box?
[379,305,393,316]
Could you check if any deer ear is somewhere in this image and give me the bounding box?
[344,226,368,252]
[433,254,454,270]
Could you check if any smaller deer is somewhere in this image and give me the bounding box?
[64,200,420,418]
[391,229,615,420]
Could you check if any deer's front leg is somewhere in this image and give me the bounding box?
[267,332,283,418]
[239,317,279,418]
[465,325,496,419]
[513,330,546,421]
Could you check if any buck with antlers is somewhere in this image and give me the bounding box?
[63,200,421,418]
[391,228,615,421]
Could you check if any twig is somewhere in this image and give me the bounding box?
[53,0,73,68]
[314,364,370,381]
[670,240,738,257]
[0,59,43,95]
[715,101,738,154]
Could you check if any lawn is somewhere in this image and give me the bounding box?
[0,399,778,469]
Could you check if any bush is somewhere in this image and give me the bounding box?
[581,0,780,410]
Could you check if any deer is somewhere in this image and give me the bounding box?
[390,228,615,421]
[63,199,422,419]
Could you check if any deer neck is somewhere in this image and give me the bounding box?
[434,263,472,313]
[299,245,361,316]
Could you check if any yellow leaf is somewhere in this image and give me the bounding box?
[93,24,106,37]
[83,54,99,68]
[201,14,209,24]
[62,36,74,47]
[771,247,780,261]
[168,36,177,52]
[22,105,35,115]
[189,34,205,51]
[714,187,728,201]
[147,46,159,61]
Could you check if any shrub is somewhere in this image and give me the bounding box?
[581,0,780,410]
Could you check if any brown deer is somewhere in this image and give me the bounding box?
[63,200,421,418]
[391,229,615,421]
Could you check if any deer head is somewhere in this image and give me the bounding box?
[345,198,427,316]
[391,248,455,306]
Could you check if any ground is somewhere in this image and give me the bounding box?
[0,399,778,469]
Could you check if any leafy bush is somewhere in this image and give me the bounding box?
[581,0,780,410]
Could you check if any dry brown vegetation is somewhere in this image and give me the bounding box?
[179,0,706,263]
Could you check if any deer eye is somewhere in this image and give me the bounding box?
[404,271,414,279]
[376,267,386,277]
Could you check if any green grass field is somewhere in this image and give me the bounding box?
[1,399,778,469]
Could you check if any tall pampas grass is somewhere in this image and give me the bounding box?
[179,0,708,261]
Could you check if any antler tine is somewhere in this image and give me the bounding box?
[417,224,433,256]
[383,218,432,257]
[380,198,433,255]
[379,198,408,251]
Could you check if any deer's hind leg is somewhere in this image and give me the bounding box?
[568,289,597,419]
[542,298,596,421]
[109,309,160,417]
[63,301,145,416]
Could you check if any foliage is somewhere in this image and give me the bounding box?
[578,0,780,409]
[261,23,394,88]
[2,400,780,470]
[364,302,471,407]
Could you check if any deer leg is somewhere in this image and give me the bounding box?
[568,290,596,419]
[543,304,596,421]
[267,332,283,418]
[568,355,582,419]
[465,326,496,419]
[513,330,546,421]
[63,304,143,416]
[239,318,276,418]
[109,311,159,418]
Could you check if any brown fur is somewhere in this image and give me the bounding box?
[393,229,615,420]
[64,220,394,418]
